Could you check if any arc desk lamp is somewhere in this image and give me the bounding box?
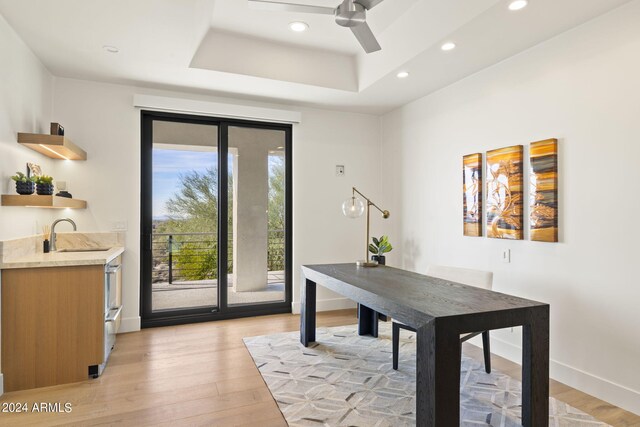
[342,187,390,267]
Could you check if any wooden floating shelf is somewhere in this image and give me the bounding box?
[1,195,87,209]
[18,133,87,160]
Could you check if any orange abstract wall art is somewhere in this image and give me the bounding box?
[530,139,558,242]
[463,153,483,237]
[486,145,524,240]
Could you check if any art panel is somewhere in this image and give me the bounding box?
[529,139,558,242]
[463,153,483,237]
[486,145,524,240]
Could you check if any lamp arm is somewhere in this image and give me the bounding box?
[352,187,388,216]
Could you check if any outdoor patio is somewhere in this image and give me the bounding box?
[152,270,285,310]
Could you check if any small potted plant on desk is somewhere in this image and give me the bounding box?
[11,172,36,195]
[369,235,392,266]
[369,235,393,321]
[35,175,55,195]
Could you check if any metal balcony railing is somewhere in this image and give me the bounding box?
[151,230,285,284]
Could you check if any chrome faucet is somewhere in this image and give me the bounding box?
[50,218,77,251]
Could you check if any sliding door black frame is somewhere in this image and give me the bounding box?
[140,110,292,328]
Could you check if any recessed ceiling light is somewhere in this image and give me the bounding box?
[396,71,409,79]
[508,0,528,11]
[103,45,119,53]
[441,42,456,51]
[289,21,309,32]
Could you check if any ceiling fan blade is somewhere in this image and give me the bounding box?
[350,22,381,53]
[248,0,335,15]
[354,0,385,10]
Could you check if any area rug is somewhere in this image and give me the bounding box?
[243,323,609,426]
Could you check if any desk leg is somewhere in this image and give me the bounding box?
[300,278,316,347]
[416,321,460,427]
[522,306,550,426]
[357,304,378,337]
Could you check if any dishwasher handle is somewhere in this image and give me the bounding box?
[105,306,123,322]
[106,264,121,274]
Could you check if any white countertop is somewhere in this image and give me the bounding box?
[0,246,125,269]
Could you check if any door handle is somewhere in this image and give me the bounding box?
[142,233,152,251]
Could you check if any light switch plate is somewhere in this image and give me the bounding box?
[336,165,345,177]
[502,249,511,263]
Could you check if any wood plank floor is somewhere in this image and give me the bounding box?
[0,309,637,426]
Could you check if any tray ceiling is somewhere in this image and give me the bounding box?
[0,0,633,113]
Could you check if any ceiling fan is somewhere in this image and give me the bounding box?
[248,0,385,53]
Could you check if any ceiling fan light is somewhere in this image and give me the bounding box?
[508,0,528,11]
[289,21,309,32]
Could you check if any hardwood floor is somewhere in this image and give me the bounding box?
[0,309,637,426]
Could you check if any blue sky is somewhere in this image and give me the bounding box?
[153,148,284,219]
[153,149,217,218]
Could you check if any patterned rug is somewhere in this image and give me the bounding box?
[243,323,609,426]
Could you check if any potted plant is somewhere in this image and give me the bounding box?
[35,175,54,195]
[11,172,36,195]
[369,235,393,265]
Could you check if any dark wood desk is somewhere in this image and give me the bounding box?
[300,263,549,427]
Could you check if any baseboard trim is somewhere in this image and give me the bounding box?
[291,297,356,314]
[470,335,640,415]
[118,316,141,333]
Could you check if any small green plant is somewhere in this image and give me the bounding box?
[35,175,54,185]
[369,235,393,256]
[11,172,36,183]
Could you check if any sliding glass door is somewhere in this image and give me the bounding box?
[141,111,292,327]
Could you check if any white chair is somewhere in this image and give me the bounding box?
[391,265,494,373]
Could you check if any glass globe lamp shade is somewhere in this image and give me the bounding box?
[342,196,365,218]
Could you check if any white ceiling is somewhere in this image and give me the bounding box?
[211,0,418,55]
[0,0,632,114]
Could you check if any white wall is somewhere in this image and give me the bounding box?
[292,104,383,311]
[0,12,54,395]
[380,1,640,414]
[0,14,55,240]
[51,78,381,331]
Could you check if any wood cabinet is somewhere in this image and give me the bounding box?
[1,264,105,392]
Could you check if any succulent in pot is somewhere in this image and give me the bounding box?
[11,172,36,195]
[369,235,393,265]
[35,175,55,195]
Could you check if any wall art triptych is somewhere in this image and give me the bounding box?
[462,139,558,242]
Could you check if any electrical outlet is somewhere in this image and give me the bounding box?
[336,165,345,176]
[112,220,128,232]
[502,249,511,263]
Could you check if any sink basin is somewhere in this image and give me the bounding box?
[57,247,112,253]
